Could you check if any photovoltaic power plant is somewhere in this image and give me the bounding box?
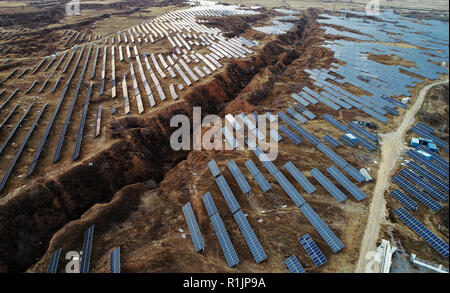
[390,189,418,211]
[208,159,221,177]
[202,192,218,217]
[299,234,327,267]
[182,202,205,252]
[407,161,449,192]
[215,175,241,214]
[285,255,306,273]
[284,161,316,194]
[416,145,449,169]
[392,174,442,212]
[210,213,240,267]
[310,168,347,203]
[326,165,367,201]
[110,247,120,273]
[272,170,306,207]
[47,248,61,274]
[80,225,94,273]
[279,125,302,145]
[227,160,251,194]
[233,210,267,263]
[394,208,449,258]
[244,159,271,192]
[406,150,448,179]
[300,203,344,253]
[399,169,448,202]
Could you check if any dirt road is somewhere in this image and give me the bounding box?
[355,79,449,273]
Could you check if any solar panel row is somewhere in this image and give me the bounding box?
[406,150,448,179]
[285,255,306,273]
[244,160,271,192]
[227,160,251,194]
[216,175,241,214]
[110,247,120,273]
[394,207,449,258]
[400,168,448,202]
[47,248,61,274]
[392,174,442,212]
[208,159,221,177]
[210,213,240,267]
[80,225,94,274]
[326,165,367,201]
[300,203,344,253]
[310,168,347,203]
[323,134,341,148]
[390,189,418,211]
[407,161,449,192]
[182,202,206,252]
[299,234,327,267]
[284,162,317,194]
[233,210,267,263]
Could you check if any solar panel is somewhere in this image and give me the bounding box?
[299,234,327,267]
[202,192,218,217]
[244,160,271,192]
[48,248,61,273]
[300,203,344,253]
[310,168,347,203]
[284,162,316,194]
[285,255,306,273]
[394,207,449,258]
[406,150,448,179]
[343,165,366,183]
[216,175,241,213]
[392,174,442,212]
[269,129,282,142]
[222,126,239,149]
[182,202,206,252]
[279,125,302,145]
[80,225,94,273]
[290,93,309,106]
[286,108,307,124]
[233,210,267,263]
[210,213,240,267]
[208,159,221,177]
[227,160,252,194]
[323,134,341,148]
[110,247,120,273]
[416,145,448,169]
[400,169,448,202]
[390,189,418,211]
[273,171,306,207]
[407,161,448,192]
[349,122,378,142]
[326,165,366,201]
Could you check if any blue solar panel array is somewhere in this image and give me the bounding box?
[392,174,442,212]
[286,108,307,124]
[202,192,218,217]
[227,160,251,194]
[326,165,367,201]
[284,161,316,194]
[182,202,206,252]
[299,234,327,267]
[416,145,449,169]
[390,188,418,211]
[47,248,61,274]
[323,134,341,148]
[285,255,306,273]
[406,150,448,179]
[273,170,306,207]
[110,247,120,273]
[216,175,241,214]
[394,207,449,258]
[279,125,302,145]
[294,104,316,120]
[300,203,344,253]
[400,169,448,202]
[299,91,318,104]
[210,213,240,267]
[80,225,94,274]
[348,122,378,142]
[208,159,221,177]
[290,93,309,106]
[410,125,448,150]
[407,161,449,192]
[310,168,347,203]
[233,210,267,263]
[244,159,271,192]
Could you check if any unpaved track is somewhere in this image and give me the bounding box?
[355,79,449,273]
